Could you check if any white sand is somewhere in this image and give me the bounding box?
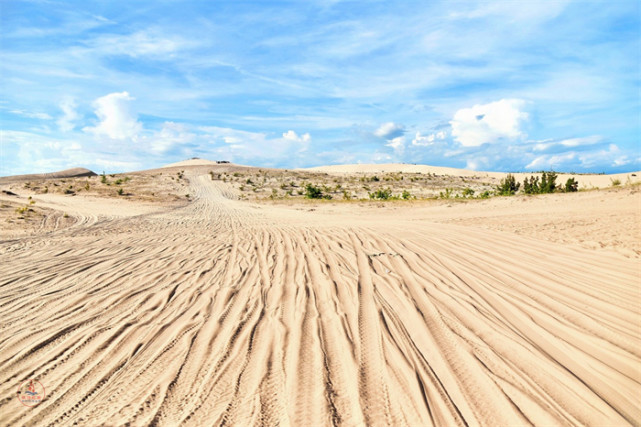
[0,166,639,426]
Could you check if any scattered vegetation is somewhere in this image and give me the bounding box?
[611,178,621,187]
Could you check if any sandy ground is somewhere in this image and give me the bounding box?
[0,166,640,426]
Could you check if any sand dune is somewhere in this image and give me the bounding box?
[303,163,641,189]
[0,168,96,184]
[0,170,639,426]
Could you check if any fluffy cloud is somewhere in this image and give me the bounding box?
[83,92,142,140]
[450,99,528,147]
[525,153,576,170]
[385,136,405,154]
[525,144,629,170]
[412,130,447,146]
[149,122,194,153]
[465,157,490,171]
[282,130,311,143]
[57,97,80,132]
[374,122,405,139]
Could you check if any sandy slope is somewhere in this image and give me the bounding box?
[303,163,641,189]
[0,170,639,426]
[0,168,96,184]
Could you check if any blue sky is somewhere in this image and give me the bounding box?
[1,0,640,175]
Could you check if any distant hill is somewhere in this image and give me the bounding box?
[0,167,96,184]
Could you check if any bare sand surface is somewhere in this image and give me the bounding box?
[1,166,640,426]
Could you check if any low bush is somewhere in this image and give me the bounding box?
[496,174,520,196]
[305,184,324,199]
[369,188,392,200]
[565,177,579,192]
[540,171,557,193]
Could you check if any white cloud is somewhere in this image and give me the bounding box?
[149,122,194,154]
[84,31,187,58]
[83,92,142,140]
[412,130,447,146]
[450,99,528,147]
[386,136,405,154]
[526,153,577,170]
[9,109,52,120]
[282,130,311,143]
[533,135,602,152]
[199,126,266,147]
[57,97,80,132]
[465,157,489,171]
[374,122,405,139]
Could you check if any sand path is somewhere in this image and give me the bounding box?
[1,173,639,426]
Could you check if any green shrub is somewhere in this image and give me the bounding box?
[439,188,453,199]
[305,184,324,199]
[100,172,107,184]
[369,188,392,200]
[540,171,557,193]
[523,176,540,194]
[462,188,475,198]
[401,190,412,200]
[611,178,621,186]
[117,188,124,196]
[496,174,520,196]
[565,177,579,192]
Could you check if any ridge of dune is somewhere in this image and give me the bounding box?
[160,158,253,169]
[301,163,641,188]
[0,170,639,426]
[0,167,96,183]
